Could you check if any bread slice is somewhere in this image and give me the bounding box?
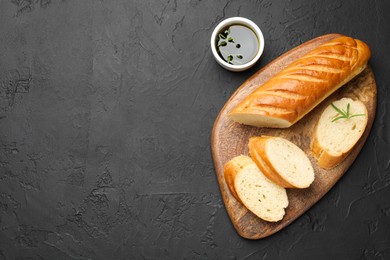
[311,98,368,169]
[224,155,288,222]
[249,136,315,188]
[223,155,254,200]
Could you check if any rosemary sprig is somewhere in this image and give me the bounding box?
[330,102,365,122]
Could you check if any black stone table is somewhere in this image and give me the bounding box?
[1,1,389,259]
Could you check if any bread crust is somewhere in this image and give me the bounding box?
[223,155,253,201]
[311,136,350,169]
[229,36,371,128]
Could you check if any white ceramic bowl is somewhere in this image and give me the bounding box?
[211,17,265,72]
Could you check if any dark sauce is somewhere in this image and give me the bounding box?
[216,24,259,65]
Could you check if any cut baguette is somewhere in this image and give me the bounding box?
[224,155,288,222]
[229,36,371,128]
[311,98,368,169]
[249,136,315,188]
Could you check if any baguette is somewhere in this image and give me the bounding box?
[249,136,315,188]
[311,98,368,169]
[229,36,371,128]
[223,155,288,222]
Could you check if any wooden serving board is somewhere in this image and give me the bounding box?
[211,34,377,239]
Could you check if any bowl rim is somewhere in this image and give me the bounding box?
[210,17,265,72]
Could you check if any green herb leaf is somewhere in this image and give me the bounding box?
[236,55,243,59]
[331,115,347,122]
[219,33,226,39]
[348,113,366,119]
[228,37,234,42]
[227,55,233,63]
[331,103,346,117]
[218,41,227,47]
[330,102,366,122]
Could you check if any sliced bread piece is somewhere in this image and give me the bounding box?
[223,155,254,201]
[224,155,289,222]
[311,97,368,169]
[249,136,315,188]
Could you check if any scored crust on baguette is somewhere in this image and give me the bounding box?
[229,36,371,128]
[223,155,288,222]
[311,98,368,169]
[249,136,315,188]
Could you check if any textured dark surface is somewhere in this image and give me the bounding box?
[0,0,389,259]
